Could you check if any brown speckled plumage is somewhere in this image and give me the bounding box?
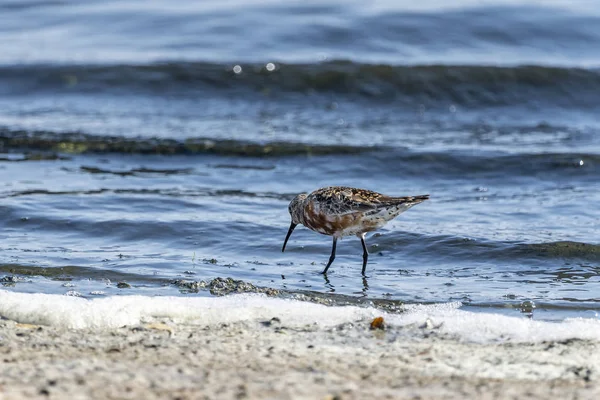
[282,186,429,275]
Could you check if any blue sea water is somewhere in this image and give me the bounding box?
[0,0,599,321]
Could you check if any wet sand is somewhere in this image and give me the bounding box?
[0,317,598,400]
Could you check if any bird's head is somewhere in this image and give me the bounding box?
[282,193,307,252]
[288,193,307,225]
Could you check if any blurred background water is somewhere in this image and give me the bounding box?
[0,0,599,320]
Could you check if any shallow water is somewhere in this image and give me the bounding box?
[1,0,599,322]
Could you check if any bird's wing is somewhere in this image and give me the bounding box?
[310,187,384,215]
[310,187,429,216]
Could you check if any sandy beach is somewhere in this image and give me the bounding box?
[1,311,598,400]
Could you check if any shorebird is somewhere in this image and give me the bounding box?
[282,186,429,275]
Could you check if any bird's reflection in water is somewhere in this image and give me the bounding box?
[321,271,370,297]
[362,276,369,297]
[322,273,335,293]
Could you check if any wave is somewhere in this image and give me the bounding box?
[1,128,597,181]
[0,128,377,156]
[0,187,289,200]
[526,241,600,260]
[2,62,600,107]
[0,263,166,285]
[374,233,600,264]
[2,188,598,263]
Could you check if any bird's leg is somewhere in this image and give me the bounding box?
[321,237,337,274]
[359,233,369,275]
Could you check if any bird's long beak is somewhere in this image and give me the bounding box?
[282,222,297,252]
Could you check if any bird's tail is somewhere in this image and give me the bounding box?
[390,194,429,205]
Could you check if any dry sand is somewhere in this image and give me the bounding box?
[0,316,598,400]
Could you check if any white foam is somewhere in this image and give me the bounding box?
[0,290,379,330]
[1,290,599,343]
[390,302,600,343]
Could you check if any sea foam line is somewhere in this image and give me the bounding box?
[0,290,599,343]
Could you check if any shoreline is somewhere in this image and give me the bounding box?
[1,316,599,399]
